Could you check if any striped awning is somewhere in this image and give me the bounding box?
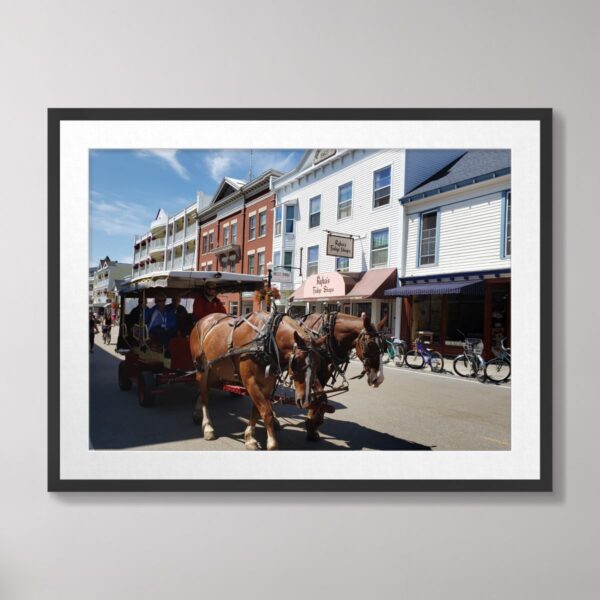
[384,280,485,297]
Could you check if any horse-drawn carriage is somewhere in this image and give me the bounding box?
[116,270,265,406]
[116,270,388,450]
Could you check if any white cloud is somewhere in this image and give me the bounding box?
[136,149,190,180]
[90,194,155,237]
[205,152,234,182]
[203,150,299,183]
[252,150,298,175]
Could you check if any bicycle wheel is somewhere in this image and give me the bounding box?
[405,350,424,369]
[393,344,406,367]
[453,354,474,377]
[485,358,511,383]
[429,351,444,373]
[381,347,391,364]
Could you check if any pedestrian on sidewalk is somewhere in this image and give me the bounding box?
[89,312,99,352]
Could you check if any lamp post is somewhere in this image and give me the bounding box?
[266,261,273,312]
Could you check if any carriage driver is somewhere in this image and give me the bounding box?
[192,280,226,323]
[146,291,177,346]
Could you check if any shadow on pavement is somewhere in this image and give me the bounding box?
[91,343,430,451]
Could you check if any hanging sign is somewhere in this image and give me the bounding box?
[271,267,292,283]
[326,234,354,258]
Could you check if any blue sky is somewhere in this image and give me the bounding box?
[89,149,304,267]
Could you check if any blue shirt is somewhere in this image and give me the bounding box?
[146,306,176,332]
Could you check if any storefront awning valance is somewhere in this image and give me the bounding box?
[384,279,485,297]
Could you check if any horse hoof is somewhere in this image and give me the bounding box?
[306,429,321,442]
[245,441,259,451]
[203,429,217,441]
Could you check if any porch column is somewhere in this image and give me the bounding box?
[394,297,401,339]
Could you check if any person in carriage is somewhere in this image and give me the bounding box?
[167,293,193,336]
[145,291,177,347]
[192,280,227,323]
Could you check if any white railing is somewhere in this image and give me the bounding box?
[150,238,166,250]
[185,225,197,239]
[173,257,183,270]
[174,230,185,243]
[184,254,194,267]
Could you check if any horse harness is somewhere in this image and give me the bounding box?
[194,312,320,407]
[300,311,384,385]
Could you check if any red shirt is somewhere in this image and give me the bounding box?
[192,294,227,322]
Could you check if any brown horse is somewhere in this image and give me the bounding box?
[299,312,387,440]
[189,311,326,450]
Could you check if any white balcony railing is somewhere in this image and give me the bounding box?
[173,257,183,270]
[185,225,197,239]
[150,238,166,250]
[184,254,194,267]
[174,230,185,243]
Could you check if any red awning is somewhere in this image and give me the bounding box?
[345,268,397,300]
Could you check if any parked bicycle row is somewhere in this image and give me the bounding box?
[376,329,511,384]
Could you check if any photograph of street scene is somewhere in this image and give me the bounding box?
[89,148,511,451]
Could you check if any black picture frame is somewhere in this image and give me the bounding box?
[48,108,552,492]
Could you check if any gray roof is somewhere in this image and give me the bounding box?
[401,150,511,204]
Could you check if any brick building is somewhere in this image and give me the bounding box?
[197,170,280,315]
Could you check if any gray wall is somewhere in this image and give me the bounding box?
[2,1,596,598]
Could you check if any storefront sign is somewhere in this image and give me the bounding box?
[304,272,347,298]
[326,234,354,258]
[271,267,292,283]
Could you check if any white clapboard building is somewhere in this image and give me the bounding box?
[272,148,463,332]
[384,150,511,357]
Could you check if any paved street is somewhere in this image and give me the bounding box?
[90,330,510,451]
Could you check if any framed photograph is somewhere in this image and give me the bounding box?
[48,108,552,491]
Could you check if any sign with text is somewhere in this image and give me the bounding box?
[326,234,354,258]
[271,267,292,283]
[302,272,347,299]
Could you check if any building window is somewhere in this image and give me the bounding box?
[207,261,213,271]
[257,251,265,275]
[259,211,267,237]
[419,211,438,266]
[220,255,228,271]
[273,251,281,267]
[338,182,352,219]
[373,165,391,208]
[371,228,389,268]
[336,256,349,272]
[284,251,293,272]
[231,221,237,244]
[307,245,319,276]
[248,254,255,275]
[275,206,282,236]
[202,234,207,254]
[248,215,256,240]
[223,225,229,246]
[229,301,239,316]
[208,231,214,251]
[504,191,511,257]
[309,196,321,228]
[285,204,295,233]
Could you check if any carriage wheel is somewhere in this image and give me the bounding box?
[137,371,156,407]
[118,361,132,391]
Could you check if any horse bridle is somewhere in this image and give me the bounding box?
[352,326,385,379]
[288,339,321,409]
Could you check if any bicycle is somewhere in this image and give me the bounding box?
[381,336,407,367]
[484,337,511,383]
[452,330,485,379]
[405,336,444,372]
